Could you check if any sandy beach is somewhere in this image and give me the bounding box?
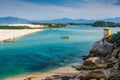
[5,66,79,80]
[8,24,44,28]
[0,29,43,42]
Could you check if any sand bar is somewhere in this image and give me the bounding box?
[0,29,43,42]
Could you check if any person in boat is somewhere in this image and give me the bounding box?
[61,36,72,39]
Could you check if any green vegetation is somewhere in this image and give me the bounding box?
[68,23,91,25]
[109,31,120,46]
[0,23,68,29]
[0,25,31,29]
[32,23,68,28]
[92,21,120,27]
[0,20,120,29]
[67,21,120,27]
[32,21,120,28]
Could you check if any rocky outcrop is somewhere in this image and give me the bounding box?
[79,39,120,79]
[89,41,114,57]
[75,39,120,79]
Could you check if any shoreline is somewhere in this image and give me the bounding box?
[5,66,79,80]
[0,29,43,42]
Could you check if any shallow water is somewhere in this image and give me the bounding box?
[0,25,119,79]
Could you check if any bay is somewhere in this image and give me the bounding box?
[0,25,119,79]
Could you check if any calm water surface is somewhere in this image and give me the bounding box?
[0,25,119,79]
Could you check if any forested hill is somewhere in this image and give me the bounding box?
[92,21,120,27]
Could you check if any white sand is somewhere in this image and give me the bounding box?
[7,24,44,28]
[0,29,43,42]
[6,67,79,80]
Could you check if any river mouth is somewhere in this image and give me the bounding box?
[0,25,120,79]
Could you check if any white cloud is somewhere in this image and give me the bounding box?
[0,0,120,20]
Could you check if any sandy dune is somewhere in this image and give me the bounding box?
[0,29,43,42]
[8,24,44,28]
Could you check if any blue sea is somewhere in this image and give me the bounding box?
[0,25,119,79]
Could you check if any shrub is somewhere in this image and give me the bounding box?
[109,32,120,46]
[0,26,31,29]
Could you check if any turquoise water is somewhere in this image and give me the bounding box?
[0,25,119,79]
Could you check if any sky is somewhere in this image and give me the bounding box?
[0,0,120,20]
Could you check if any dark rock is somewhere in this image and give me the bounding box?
[107,62,115,68]
[109,69,120,79]
[80,61,98,70]
[80,57,107,70]
[81,55,89,60]
[89,41,114,57]
[118,52,120,60]
[104,54,115,62]
[97,64,108,69]
[60,76,71,80]
[78,76,88,80]
[44,79,53,80]
[112,48,120,58]
[86,71,106,79]
[113,62,119,69]
[24,77,35,80]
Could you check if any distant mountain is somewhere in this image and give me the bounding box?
[0,17,30,24]
[103,17,120,23]
[36,18,95,23]
[35,17,120,23]
[0,17,120,24]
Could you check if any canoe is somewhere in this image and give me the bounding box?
[4,37,16,42]
[60,36,72,39]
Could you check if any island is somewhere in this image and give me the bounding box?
[92,21,120,27]
[69,21,120,27]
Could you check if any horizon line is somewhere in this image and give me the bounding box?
[0,16,120,21]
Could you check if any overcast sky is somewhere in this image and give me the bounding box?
[0,0,120,20]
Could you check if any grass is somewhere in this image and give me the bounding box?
[0,26,31,29]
